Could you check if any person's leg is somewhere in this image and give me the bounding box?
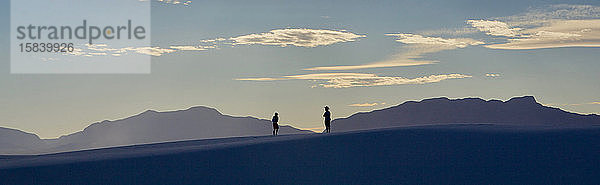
[273,129,275,135]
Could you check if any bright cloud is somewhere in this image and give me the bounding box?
[390,33,485,47]
[68,45,178,57]
[467,5,600,50]
[157,0,191,6]
[348,103,384,107]
[552,101,600,106]
[467,20,523,37]
[229,28,366,48]
[66,28,364,57]
[237,73,472,88]
[67,44,218,57]
[128,47,177,56]
[503,4,600,26]
[235,77,281,81]
[305,34,483,71]
[200,38,227,43]
[485,19,600,50]
[485,73,501,77]
[417,27,479,36]
[170,45,216,51]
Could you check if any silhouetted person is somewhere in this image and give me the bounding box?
[323,106,331,133]
[272,112,279,136]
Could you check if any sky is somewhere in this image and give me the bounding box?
[1,0,599,138]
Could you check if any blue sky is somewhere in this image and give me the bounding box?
[1,0,599,138]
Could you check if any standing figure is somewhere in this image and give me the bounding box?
[272,112,279,136]
[323,106,331,133]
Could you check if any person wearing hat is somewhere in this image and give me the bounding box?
[323,106,331,133]
[272,112,279,136]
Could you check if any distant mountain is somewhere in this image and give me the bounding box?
[333,96,600,132]
[0,127,48,154]
[1,106,311,154]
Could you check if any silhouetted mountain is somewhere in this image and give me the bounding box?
[0,127,47,154]
[0,106,311,154]
[333,96,600,132]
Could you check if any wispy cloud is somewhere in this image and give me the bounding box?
[467,20,524,37]
[348,102,385,107]
[468,5,600,50]
[156,0,191,6]
[390,33,485,47]
[74,45,177,57]
[485,73,501,77]
[547,101,600,106]
[572,102,600,106]
[66,28,364,57]
[229,28,366,48]
[237,73,472,88]
[417,27,479,37]
[170,45,216,51]
[139,0,192,6]
[67,44,216,57]
[484,20,600,50]
[503,4,600,26]
[304,34,483,71]
[235,77,281,81]
[200,38,227,43]
[130,47,178,56]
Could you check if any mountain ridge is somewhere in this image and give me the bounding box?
[2,96,599,154]
[1,105,311,154]
[333,96,600,132]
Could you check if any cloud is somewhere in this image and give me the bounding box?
[485,73,501,77]
[303,61,433,71]
[502,4,600,26]
[200,38,227,43]
[390,33,485,47]
[40,58,58,62]
[467,5,600,50]
[572,102,600,106]
[550,101,600,106]
[229,28,366,48]
[467,20,523,37]
[127,47,177,56]
[169,46,206,51]
[484,19,600,50]
[156,0,192,6]
[236,77,281,81]
[348,102,385,107]
[304,34,483,71]
[67,44,218,57]
[170,45,216,51]
[68,45,178,57]
[237,73,472,88]
[417,27,479,36]
[65,28,363,57]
